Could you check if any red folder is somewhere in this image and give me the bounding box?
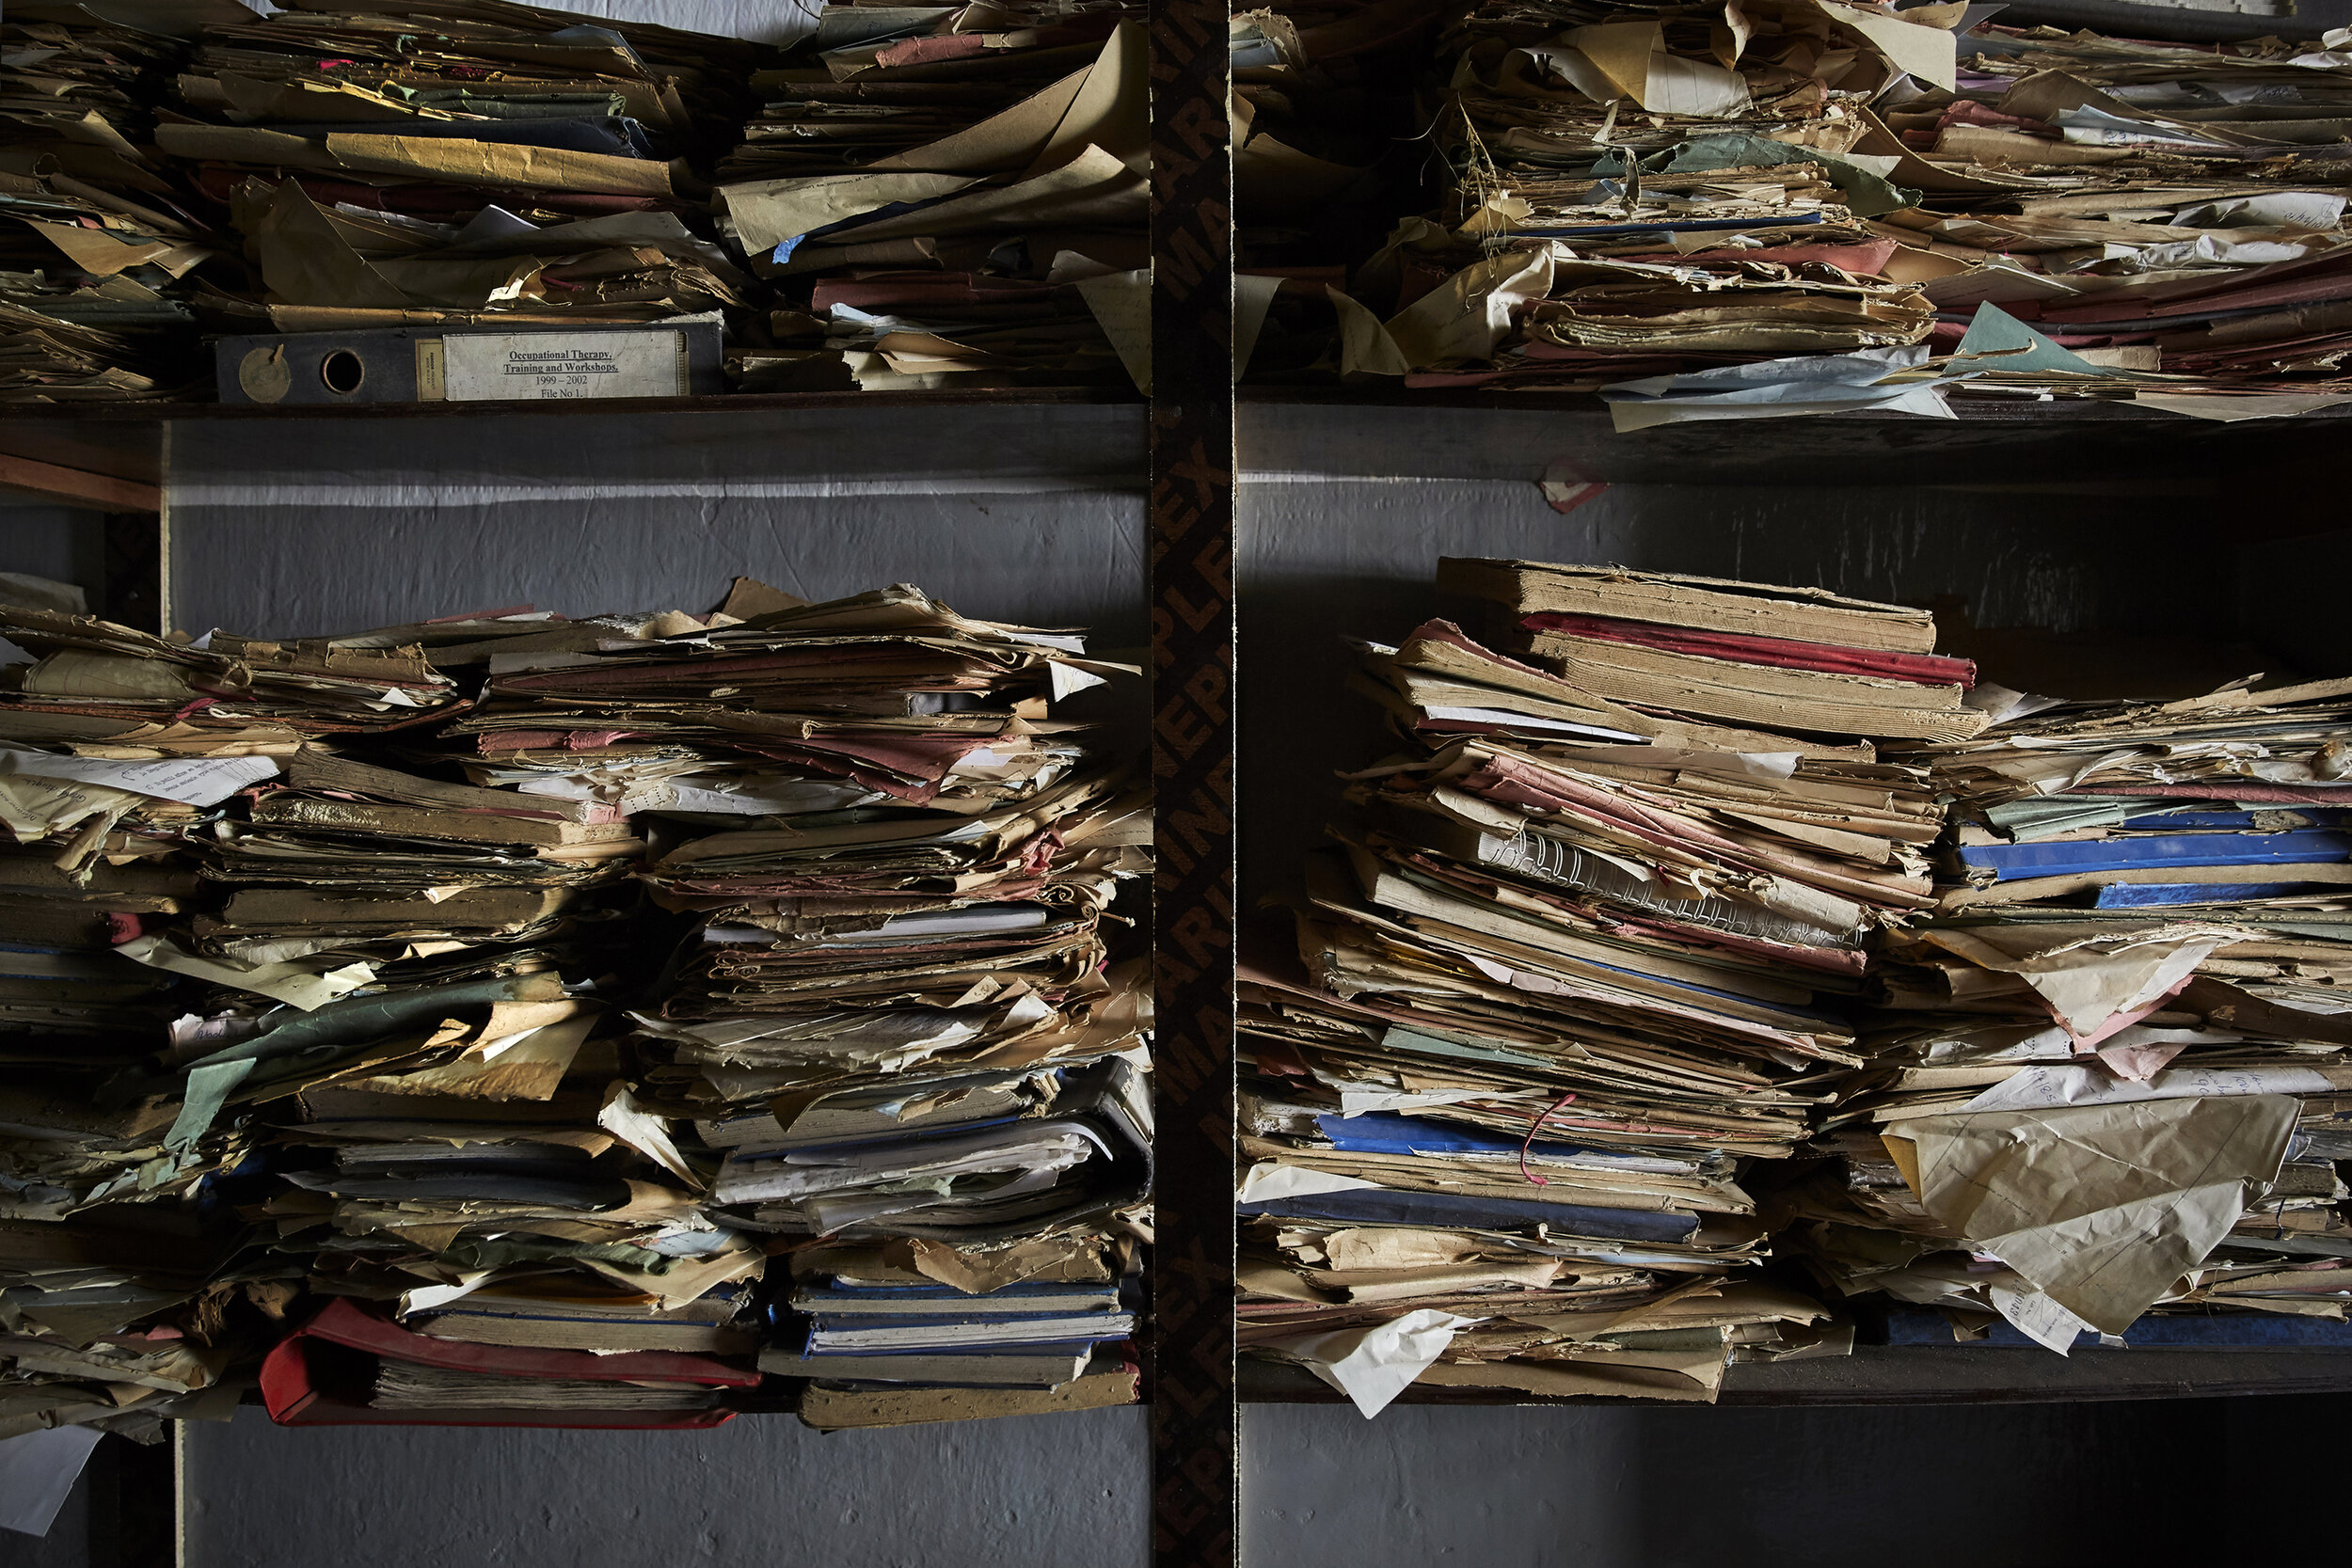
[1517,612,1976,688]
[261,1298,755,1430]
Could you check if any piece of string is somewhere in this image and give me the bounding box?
[1518,1090,1579,1185]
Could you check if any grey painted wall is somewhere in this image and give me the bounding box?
[1244,1395,2343,1567]
[186,1404,1145,1568]
[0,499,102,599]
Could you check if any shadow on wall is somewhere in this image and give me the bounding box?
[1243,1395,2344,1568]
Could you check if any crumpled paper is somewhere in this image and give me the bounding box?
[1887,1093,2297,1334]
[1260,1308,1479,1418]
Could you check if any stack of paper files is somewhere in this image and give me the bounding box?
[1269,6,2352,407]
[413,578,1154,1427]
[1239,556,1996,1409]
[710,5,1147,390]
[0,1203,255,1443]
[1868,24,2352,400]
[1783,676,2352,1351]
[0,3,241,399]
[0,612,539,1435]
[1266,0,1960,388]
[405,1278,759,1354]
[0,591,859,1435]
[156,1,755,335]
[771,1232,1142,1429]
[1444,557,1991,742]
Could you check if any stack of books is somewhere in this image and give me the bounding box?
[767,1275,1139,1430]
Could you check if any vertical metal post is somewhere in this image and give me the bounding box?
[1146,0,1236,1557]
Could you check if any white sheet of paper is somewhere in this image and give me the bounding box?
[1601,346,1954,430]
[0,1426,101,1538]
[1988,1276,2094,1355]
[438,331,688,403]
[1338,1086,1534,1116]
[598,1083,699,1186]
[0,750,278,806]
[116,934,374,1013]
[1965,1062,2334,1114]
[1267,1308,1478,1418]
[1236,1163,1383,1203]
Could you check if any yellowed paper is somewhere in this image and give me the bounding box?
[1327,285,1409,377]
[1234,273,1285,378]
[1385,248,1553,369]
[721,171,978,256]
[1892,1093,2297,1333]
[829,145,1144,243]
[1075,267,1151,393]
[1030,21,1147,175]
[1806,0,1959,89]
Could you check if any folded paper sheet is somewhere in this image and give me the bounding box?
[1890,1095,2298,1332]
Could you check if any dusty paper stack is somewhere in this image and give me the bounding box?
[427,580,1154,1427]
[1240,557,1994,1411]
[1280,6,2352,416]
[0,602,518,1440]
[777,1229,1145,1431]
[710,7,1149,392]
[0,704,259,1443]
[0,595,767,1433]
[1867,24,2352,405]
[1784,676,2352,1351]
[0,3,241,401]
[1282,0,1960,389]
[157,1,756,336]
[216,744,768,1423]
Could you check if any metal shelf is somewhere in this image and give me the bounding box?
[1241,1347,2352,1408]
[0,386,1138,423]
[1237,392,2348,488]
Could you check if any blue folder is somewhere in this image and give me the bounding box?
[1959,831,2352,880]
[1880,1305,2352,1349]
[1315,1112,1628,1164]
[2093,882,2323,908]
[1239,1188,1699,1243]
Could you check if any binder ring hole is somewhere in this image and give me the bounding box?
[320,350,366,395]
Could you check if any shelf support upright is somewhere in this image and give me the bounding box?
[1146,0,1236,1558]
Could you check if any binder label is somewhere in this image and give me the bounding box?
[437,330,688,402]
